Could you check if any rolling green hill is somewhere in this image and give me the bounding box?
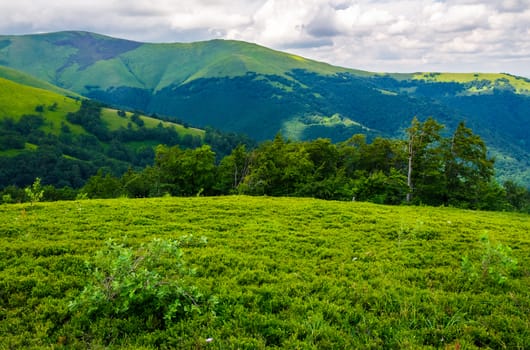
[1,196,529,348]
[0,75,86,140]
[0,73,203,139]
[0,73,207,187]
[0,31,529,186]
[0,31,360,92]
[0,65,80,97]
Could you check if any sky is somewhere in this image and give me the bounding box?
[1,0,530,77]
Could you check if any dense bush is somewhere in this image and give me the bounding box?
[68,237,215,342]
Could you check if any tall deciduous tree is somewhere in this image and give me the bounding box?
[406,117,445,204]
[215,144,251,194]
[240,133,313,196]
[154,144,216,196]
[444,121,495,207]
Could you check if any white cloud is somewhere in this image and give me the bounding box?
[428,4,490,33]
[0,0,529,77]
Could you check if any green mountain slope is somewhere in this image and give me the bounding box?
[0,31,357,93]
[0,76,82,134]
[0,65,79,97]
[0,73,201,137]
[0,73,205,187]
[0,31,529,186]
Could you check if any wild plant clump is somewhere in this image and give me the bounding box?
[461,233,519,286]
[68,237,215,339]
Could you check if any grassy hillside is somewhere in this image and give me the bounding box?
[0,76,202,144]
[0,74,206,187]
[0,66,79,96]
[412,72,530,94]
[0,196,528,348]
[0,76,83,136]
[0,74,201,137]
[0,31,359,93]
[385,72,530,95]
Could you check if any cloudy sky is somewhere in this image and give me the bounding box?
[1,0,530,77]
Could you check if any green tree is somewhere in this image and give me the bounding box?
[121,167,154,198]
[81,170,123,199]
[130,113,144,127]
[406,117,445,204]
[337,134,367,184]
[154,144,184,195]
[154,144,216,196]
[299,138,351,200]
[24,177,44,205]
[503,180,530,212]
[215,144,251,194]
[360,137,406,175]
[354,169,408,205]
[444,121,495,208]
[180,145,216,196]
[240,134,313,196]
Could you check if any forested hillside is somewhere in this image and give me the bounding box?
[4,116,529,212]
[1,31,529,186]
[0,75,251,189]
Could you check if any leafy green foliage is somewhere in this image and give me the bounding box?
[154,144,217,196]
[504,180,530,212]
[3,115,529,212]
[80,169,123,199]
[0,72,260,191]
[405,118,497,207]
[69,238,214,336]
[406,117,445,203]
[24,177,44,205]
[0,81,182,186]
[461,234,519,286]
[66,99,110,141]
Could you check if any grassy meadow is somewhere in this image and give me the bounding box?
[0,73,201,138]
[0,196,529,349]
[411,72,530,94]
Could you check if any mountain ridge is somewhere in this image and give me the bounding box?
[0,31,529,185]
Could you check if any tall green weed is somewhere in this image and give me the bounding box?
[461,233,519,286]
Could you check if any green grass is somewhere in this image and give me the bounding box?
[282,114,372,140]
[411,72,530,94]
[0,66,80,97]
[0,77,79,120]
[141,114,204,137]
[0,196,528,349]
[100,108,204,137]
[0,75,203,140]
[0,77,85,135]
[1,32,368,94]
[116,39,362,91]
[0,142,37,156]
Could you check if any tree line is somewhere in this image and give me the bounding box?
[3,117,528,212]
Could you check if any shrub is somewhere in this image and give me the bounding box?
[461,233,519,286]
[68,238,215,338]
[24,177,44,205]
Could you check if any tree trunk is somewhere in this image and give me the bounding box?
[406,135,414,203]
